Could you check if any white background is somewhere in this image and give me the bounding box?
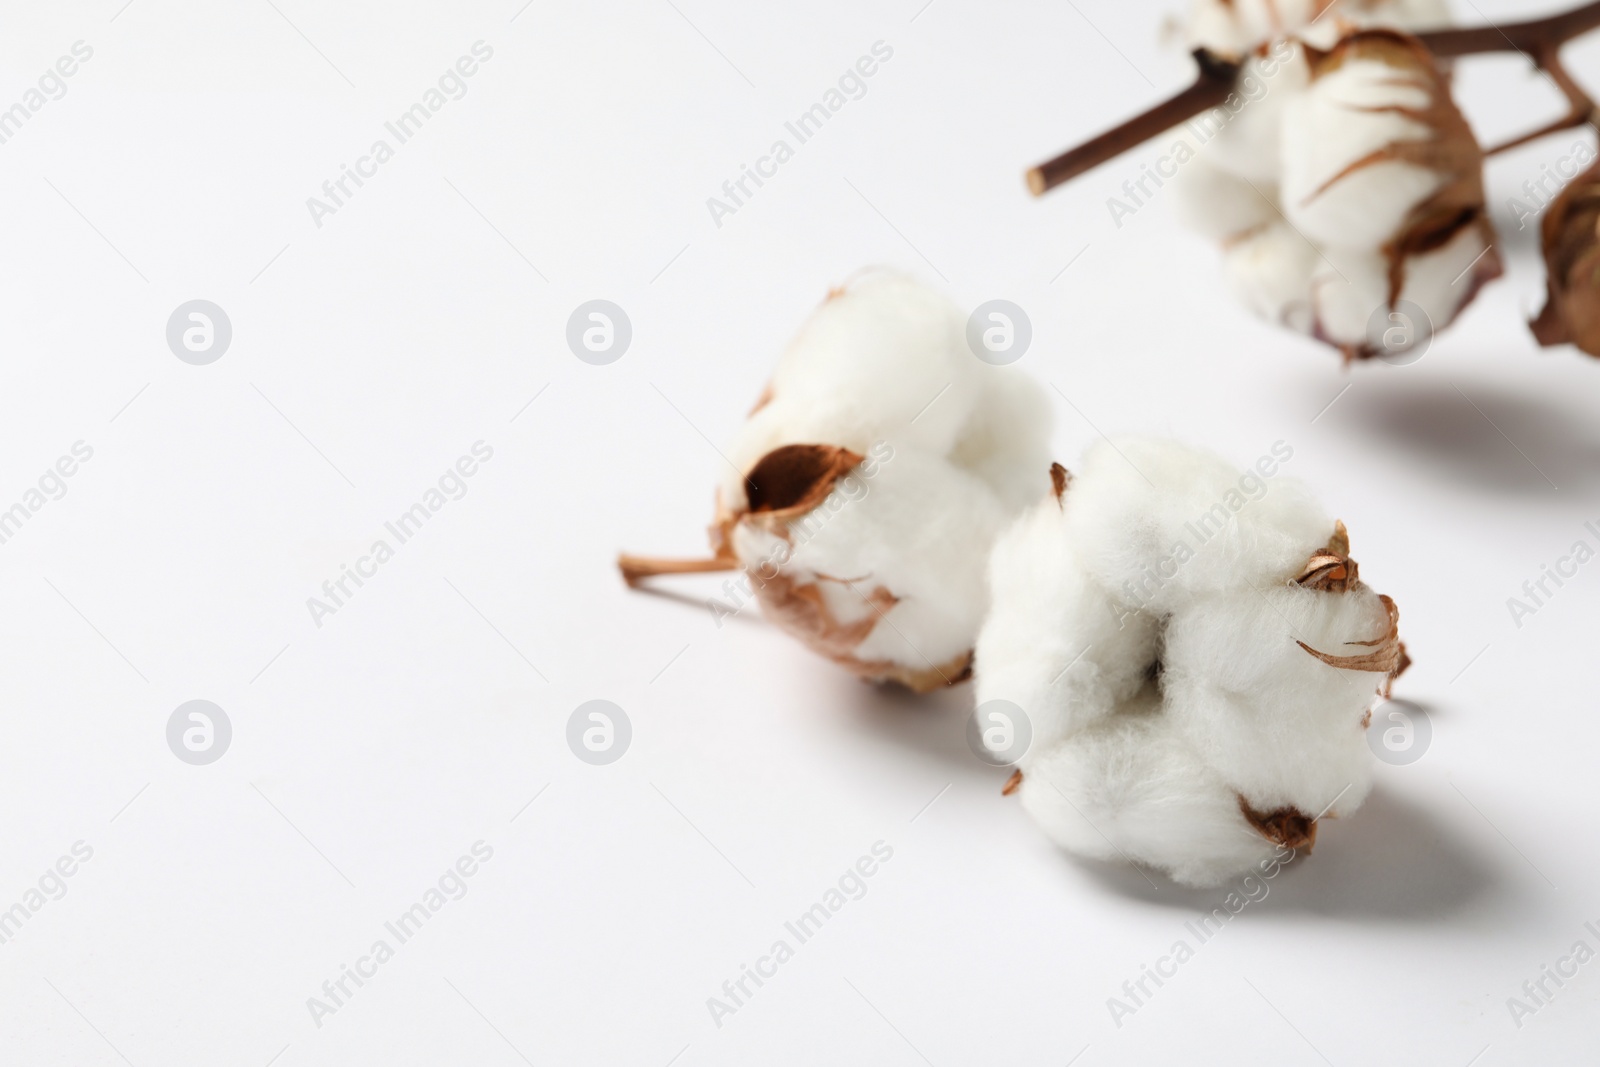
[0,0,1597,1063]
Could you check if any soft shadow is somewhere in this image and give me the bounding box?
[1321,376,1600,496]
[848,679,994,775]
[628,583,763,625]
[1069,787,1501,922]
[1486,203,1548,259]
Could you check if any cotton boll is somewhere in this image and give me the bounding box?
[975,488,1161,752]
[1061,437,1332,612]
[1290,32,1498,358]
[1174,27,1498,360]
[1016,690,1284,888]
[976,439,1406,884]
[623,270,1052,692]
[1532,160,1600,358]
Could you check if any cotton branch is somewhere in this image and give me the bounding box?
[1026,49,1240,195]
[1026,0,1600,196]
[1483,32,1599,155]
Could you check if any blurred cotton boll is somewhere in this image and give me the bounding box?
[1532,160,1600,358]
[1172,28,1500,360]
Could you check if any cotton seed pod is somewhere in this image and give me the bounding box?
[1276,30,1500,358]
[621,270,1052,692]
[1183,0,1451,58]
[974,438,1407,886]
[1531,160,1600,358]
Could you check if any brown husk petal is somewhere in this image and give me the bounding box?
[1294,520,1357,591]
[1298,593,1406,676]
[712,443,972,693]
[749,570,972,692]
[1002,769,1024,796]
[1532,160,1600,356]
[1239,797,1318,851]
[1293,521,1410,693]
[1049,462,1071,508]
[743,444,865,521]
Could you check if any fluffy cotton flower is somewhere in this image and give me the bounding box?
[1175,29,1500,360]
[974,439,1407,886]
[623,270,1051,692]
[1183,0,1452,58]
[1532,160,1600,358]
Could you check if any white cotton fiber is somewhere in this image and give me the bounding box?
[976,499,1161,753]
[1059,438,1333,610]
[1013,688,1284,888]
[1172,158,1280,244]
[1222,221,1320,333]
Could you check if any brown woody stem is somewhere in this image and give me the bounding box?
[1028,50,1239,195]
[1486,40,1599,154]
[1027,1,1600,196]
[1420,1,1600,57]
[617,553,738,588]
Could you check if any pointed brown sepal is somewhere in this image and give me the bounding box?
[1239,797,1318,852]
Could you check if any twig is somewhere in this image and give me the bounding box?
[618,553,738,588]
[1026,0,1600,196]
[1420,0,1600,57]
[1484,39,1598,155]
[1027,49,1239,195]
